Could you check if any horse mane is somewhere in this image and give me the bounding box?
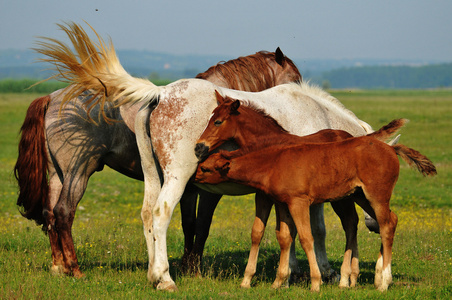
[196,51,300,92]
[292,81,373,133]
[236,99,289,134]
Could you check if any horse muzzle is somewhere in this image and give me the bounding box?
[195,143,210,161]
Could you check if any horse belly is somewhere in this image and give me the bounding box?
[194,182,256,195]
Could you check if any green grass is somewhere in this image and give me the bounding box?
[1,91,451,299]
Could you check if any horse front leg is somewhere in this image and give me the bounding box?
[190,189,222,274]
[288,199,322,292]
[179,184,199,274]
[241,191,273,288]
[310,203,337,282]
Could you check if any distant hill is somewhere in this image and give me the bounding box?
[1,49,450,89]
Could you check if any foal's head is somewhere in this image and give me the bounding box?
[195,91,288,161]
[195,152,230,184]
[195,91,241,161]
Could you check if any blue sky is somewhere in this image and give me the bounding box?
[1,0,451,61]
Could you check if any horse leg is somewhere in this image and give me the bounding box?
[52,173,91,278]
[361,185,398,291]
[374,209,398,291]
[191,189,222,274]
[179,184,199,274]
[288,199,322,292]
[44,166,67,275]
[310,203,336,281]
[271,202,296,289]
[151,175,192,291]
[135,108,163,286]
[241,191,273,288]
[330,198,359,288]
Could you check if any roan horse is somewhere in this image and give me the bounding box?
[195,98,437,292]
[195,92,406,289]
[25,22,381,291]
[14,23,302,278]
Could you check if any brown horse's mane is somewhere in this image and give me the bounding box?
[218,99,299,159]
[196,51,300,92]
[235,99,289,133]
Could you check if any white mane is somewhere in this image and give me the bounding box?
[291,81,373,133]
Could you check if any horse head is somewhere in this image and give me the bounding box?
[195,91,241,161]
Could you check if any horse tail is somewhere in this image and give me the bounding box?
[14,95,51,226]
[393,144,437,177]
[34,21,161,121]
[368,119,408,142]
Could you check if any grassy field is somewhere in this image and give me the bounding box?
[0,90,451,299]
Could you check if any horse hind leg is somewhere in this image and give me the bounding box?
[52,172,94,278]
[44,167,68,275]
[271,202,296,289]
[361,185,398,291]
[241,191,273,288]
[330,197,359,288]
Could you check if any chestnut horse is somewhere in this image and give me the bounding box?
[15,24,301,279]
[195,100,437,292]
[195,92,405,288]
[29,22,383,291]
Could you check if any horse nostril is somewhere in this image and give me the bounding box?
[195,143,210,161]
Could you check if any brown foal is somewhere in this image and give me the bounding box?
[195,94,436,292]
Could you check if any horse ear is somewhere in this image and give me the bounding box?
[275,47,284,66]
[215,90,225,104]
[231,100,240,112]
[215,160,230,174]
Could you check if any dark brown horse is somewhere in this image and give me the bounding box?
[194,92,406,288]
[14,22,301,279]
[195,96,436,292]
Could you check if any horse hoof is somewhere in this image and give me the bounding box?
[73,270,85,278]
[156,281,178,292]
[50,265,65,276]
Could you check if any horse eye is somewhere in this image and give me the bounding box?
[214,120,223,126]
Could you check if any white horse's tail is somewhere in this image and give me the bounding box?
[34,22,160,120]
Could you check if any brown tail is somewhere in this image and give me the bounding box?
[14,95,51,226]
[368,118,408,142]
[393,144,437,176]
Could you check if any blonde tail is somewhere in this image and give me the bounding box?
[34,21,160,121]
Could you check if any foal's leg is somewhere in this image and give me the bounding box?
[288,199,322,292]
[241,191,273,288]
[330,198,359,288]
[271,202,296,289]
[374,209,398,291]
[362,184,398,291]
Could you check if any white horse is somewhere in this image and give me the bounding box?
[36,23,376,291]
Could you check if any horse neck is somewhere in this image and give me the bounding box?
[234,109,291,147]
[224,153,273,192]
